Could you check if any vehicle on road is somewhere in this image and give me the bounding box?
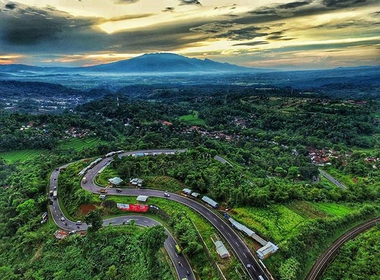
[99,188,107,194]
[53,190,57,199]
[69,230,77,234]
[258,275,264,280]
[175,244,182,254]
[164,191,170,197]
[76,221,82,225]
[116,188,122,192]
[60,217,65,221]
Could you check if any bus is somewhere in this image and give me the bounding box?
[175,244,182,254]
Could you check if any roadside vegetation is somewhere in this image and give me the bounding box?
[322,226,380,280]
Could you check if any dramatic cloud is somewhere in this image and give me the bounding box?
[1,0,379,68]
[179,0,202,5]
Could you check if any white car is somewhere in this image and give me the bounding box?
[60,217,65,221]
[164,192,170,197]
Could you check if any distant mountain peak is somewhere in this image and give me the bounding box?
[84,53,250,73]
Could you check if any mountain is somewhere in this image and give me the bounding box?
[83,53,251,73]
[0,53,253,74]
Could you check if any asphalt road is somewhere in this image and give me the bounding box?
[318,169,346,189]
[48,154,194,280]
[82,149,269,280]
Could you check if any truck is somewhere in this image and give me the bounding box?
[53,190,57,199]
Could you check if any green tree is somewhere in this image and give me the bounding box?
[278,257,300,280]
[84,209,103,232]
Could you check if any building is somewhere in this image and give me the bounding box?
[214,240,229,258]
[183,188,192,195]
[136,195,149,202]
[257,242,278,259]
[191,192,200,198]
[54,230,68,240]
[229,218,255,237]
[201,196,218,208]
[108,177,123,186]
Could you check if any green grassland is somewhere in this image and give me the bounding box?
[58,137,105,151]
[231,201,357,244]
[178,111,206,125]
[0,149,48,164]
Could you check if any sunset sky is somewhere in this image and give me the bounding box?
[0,0,379,69]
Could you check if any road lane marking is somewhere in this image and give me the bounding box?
[243,253,247,258]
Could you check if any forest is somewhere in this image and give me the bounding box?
[0,86,379,280]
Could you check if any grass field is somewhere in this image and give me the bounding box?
[231,201,358,244]
[0,149,48,164]
[58,137,105,151]
[178,111,206,125]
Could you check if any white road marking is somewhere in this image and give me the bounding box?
[243,253,247,258]
[235,242,239,247]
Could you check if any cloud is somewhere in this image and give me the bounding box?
[179,0,202,5]
[278,1,311,9]
[162,7,175,12]
[5,3,17,10]
[233,41,269,46]
[114,0,140,4]
[322,0,368,8]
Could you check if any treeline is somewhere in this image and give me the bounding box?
[0,225,170,280]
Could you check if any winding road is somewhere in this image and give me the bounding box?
[306,216,380,280]
[50,149,270,280]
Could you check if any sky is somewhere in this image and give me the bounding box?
[0,0,379,69]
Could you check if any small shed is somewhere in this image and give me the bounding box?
[191,192,200,198]
[109,177,123,186]
[214,240,229,258]
[183,188,192,195]
[137,195,149,202]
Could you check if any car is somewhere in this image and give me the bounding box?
[164,191,170,197]
[69,230,77,235]
[76,221,82,225]
[60,217,65,221]
[99,188,107,194]
[116,188,122,192]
